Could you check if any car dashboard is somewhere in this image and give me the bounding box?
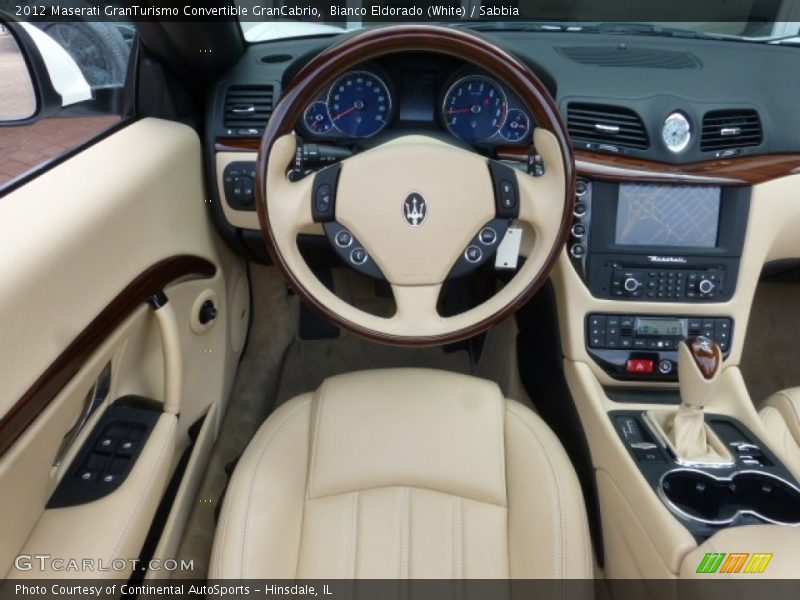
[208,28,800,386]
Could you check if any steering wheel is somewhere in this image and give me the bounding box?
[256,25,575,346]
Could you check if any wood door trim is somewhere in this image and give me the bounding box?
[0,255,216,458]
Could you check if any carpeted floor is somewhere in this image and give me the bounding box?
[740,282,800,406]
[274,335,473,407]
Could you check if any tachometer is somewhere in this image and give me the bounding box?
[303,101,334,134]
[327,71,392,138]
[443,75,507,142]
[500,109,530,142]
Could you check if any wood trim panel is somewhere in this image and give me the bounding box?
[215,139,260,152]
[255,24,575,346]
[498,146,800,185]
[0,255,216,458]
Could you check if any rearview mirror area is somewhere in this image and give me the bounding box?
[0,24,37,122]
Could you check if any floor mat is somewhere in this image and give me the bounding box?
[274,334,474,406]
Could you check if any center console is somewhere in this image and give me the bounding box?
[570,178,750,381]
[611,411,800,538]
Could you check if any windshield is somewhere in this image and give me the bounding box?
[236,1,800,43]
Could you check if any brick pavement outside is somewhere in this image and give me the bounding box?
[0,31,121,187]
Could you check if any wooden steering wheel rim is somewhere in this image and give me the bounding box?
[256,24,576,346]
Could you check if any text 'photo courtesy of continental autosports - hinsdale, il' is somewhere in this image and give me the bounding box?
[1,0,800,599]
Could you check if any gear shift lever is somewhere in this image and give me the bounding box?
[670,336,723,458]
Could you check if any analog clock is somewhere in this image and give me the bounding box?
[662,112,692,153]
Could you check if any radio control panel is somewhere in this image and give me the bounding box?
[586,313,733,380]
[610,265,725,301]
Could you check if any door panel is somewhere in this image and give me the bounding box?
[0,118,246,576]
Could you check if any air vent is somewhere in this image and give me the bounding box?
[223,85,274,136]
[558,46,700,69]
[567,103,649,151]
[700,109,762,152]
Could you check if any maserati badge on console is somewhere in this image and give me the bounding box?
[403,193,427,227]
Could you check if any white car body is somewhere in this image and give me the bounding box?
[19,22,92,107]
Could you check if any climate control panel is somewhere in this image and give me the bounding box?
[586,313,733,381]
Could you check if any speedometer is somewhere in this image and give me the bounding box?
[327,71,392,138]
[443,75,507,142]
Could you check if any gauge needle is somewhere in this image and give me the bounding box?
[447,108,471,115]
[334,106,358,121]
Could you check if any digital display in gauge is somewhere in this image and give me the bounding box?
[443,75,507,142]
[303,101,334,134]
[500,108,530,142]
[327,71,391,138]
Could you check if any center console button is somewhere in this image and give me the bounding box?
[658,360,673,375]
[571,223,586,238]
[698,279,715,294]
[574,202,587,217]
[626,359,654,374]
[570,244,586,258]
[623,277,641,292]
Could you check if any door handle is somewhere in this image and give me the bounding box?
[53,362,111,467]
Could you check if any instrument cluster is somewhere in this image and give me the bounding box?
[297,65,533,146]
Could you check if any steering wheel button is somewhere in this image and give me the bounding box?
[479,227,498,245]
[465,245,483,264]
[350,247,368,265]
[335,230,353,248]
[315,184,332,212]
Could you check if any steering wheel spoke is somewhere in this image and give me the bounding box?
[391,283,443,327]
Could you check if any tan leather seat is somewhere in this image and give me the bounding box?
[210,369,592,579]
[759,388,800,478]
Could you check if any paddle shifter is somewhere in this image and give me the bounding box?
[667,336,725,460]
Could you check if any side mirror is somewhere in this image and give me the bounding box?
[0,18,94,125]
[0,23,37,122]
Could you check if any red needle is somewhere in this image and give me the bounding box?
[333,106,357,121]
[447,108,471,115]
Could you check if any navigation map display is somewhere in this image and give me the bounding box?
[614,184,721,248]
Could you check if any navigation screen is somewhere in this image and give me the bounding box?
[615,184,721,248]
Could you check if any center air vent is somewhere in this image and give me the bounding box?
[558,46,700,69]
[567,103,649,151]
[700,109,762,153]
[223,84,274,136]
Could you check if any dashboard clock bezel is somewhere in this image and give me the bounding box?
[662,111,693,154]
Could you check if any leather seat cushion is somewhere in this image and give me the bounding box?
[209,368,592,579]
[759,388,800,478]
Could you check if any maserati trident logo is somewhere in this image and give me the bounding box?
[403,193,427,227]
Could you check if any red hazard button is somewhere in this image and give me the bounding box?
[626,359,654,374]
